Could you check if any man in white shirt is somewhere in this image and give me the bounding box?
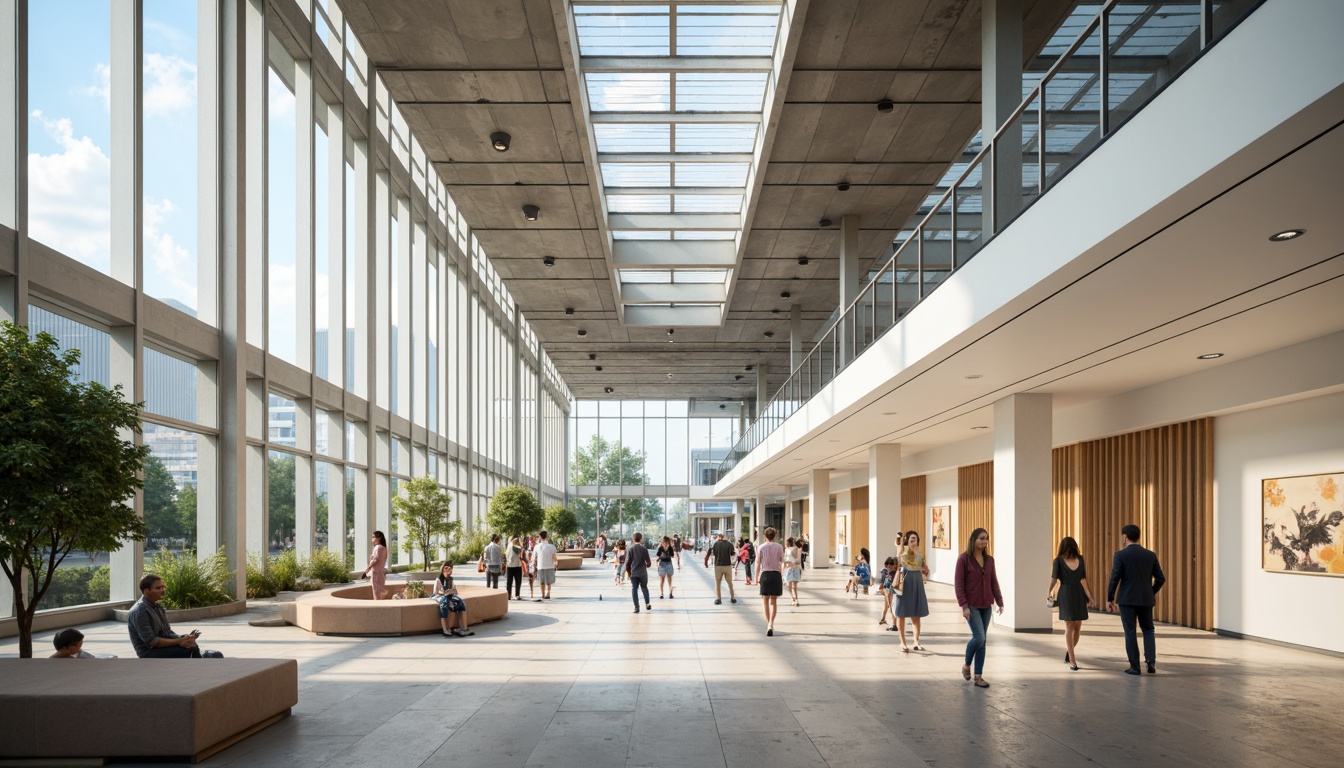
[533,530,559,600]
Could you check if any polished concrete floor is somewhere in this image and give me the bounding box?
[6,557,1340,768]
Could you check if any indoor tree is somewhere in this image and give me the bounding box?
[0,322,148,658]
[486,485,544,539]
[543,504,580,546]
[393,475,460,568]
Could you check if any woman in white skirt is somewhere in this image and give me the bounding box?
[783,536,803,607]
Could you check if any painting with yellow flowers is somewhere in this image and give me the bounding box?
[1262,473,1344,576]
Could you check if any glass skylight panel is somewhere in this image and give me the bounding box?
[608,194,671,213]
[674,163,749,187]
[573,5,670,57]
[676,6,780,56]
[619,269,672,284]
[601,162,671,187]
[586,73,670,112]
[594,124,671,153]
[672,269,729,284]
[675,124,758,153]
[673,231,736,240]
[675,73,770,112]
[675,194,743,213]
[613,230,672,240]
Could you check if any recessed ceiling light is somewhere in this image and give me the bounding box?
[798,256,809,266]
[564,307,574,315]
[745,365,754,371]
[718,404,726,410]
[1197,352,1224,360]
[764,331,775,338]
[604,386,614,394]
[1268,229,1305,242]
[836,182,850,192]
[588,353,597,360]
[771,308,781,314]
[667,328,674,336]
[522,204,540,221]
[883,412,897,415]
[819,218,832,228]
[780,291,791,299]
[489,131,511,152]
[828,439,839,442]
[595,366,602,371]
[965,374,983,380]
[577,329,587,337]
[667,373,673,379]
[542,255,555,267]
[971,426,989,430]
[877,99,895,113]
[735,375,744,381]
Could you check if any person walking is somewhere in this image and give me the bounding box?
[613,540,627,585]
[482,534,503,590]
[756,527,785,636]
[895,532,931,652]
[672,533,682,568]
[1048,536,1096,670]
[704,533,737,605]
[744,537,757,586]
[505,536,524,600]
[595,534,607,564]
[656,535,677,599]
[362,531,389,600]
[799,534,809,572]
[955,528,1003,689]
[783,537,802,607]
[627,532,653,613]
[1106,524,1166,675]
[533,530,558,601]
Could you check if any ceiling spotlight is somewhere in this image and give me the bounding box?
[542,255,555,267]
[595,366,603,371]
[780,291,791,299]
[577,329,587,337]
[819,218,832,228]
[1197,353,1224,360]
[877,99,895,113]
[882,412,897,416]
[1268,229,1305,242]
[719,404,726,410]
[564,307,574,315]
[489,131,511,152]
[588,353,597,360]
[971,426,989,430]
[604,387,614,394]
[964,374,983,380]
[735,375,744,381]
[522,204,540,221]
[666,373,674,379]
[764,331,775,338]
[771,309,781,314]
[667,328,674,336]
[836,182,850,192]
[798,256,809,265]
[745,365,754,371]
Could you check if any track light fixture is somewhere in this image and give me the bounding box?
[564,306,574,315]
[490,131,511,152]
[522,204,540,221]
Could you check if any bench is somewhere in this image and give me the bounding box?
[556,553,584,570]
[0,658,297,763]
[280,582,509,635]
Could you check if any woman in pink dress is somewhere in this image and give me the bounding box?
[362,531,389,600]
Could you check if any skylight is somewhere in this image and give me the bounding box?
[573,0,786,326]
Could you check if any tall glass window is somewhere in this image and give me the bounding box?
[142,0,199,313]
[267,55,298,364]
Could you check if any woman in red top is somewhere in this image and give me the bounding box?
[954,527,1004,688]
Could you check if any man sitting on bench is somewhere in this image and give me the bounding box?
[128,574,223,658]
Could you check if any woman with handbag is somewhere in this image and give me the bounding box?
[895,532,931,652]
[505,536,524,600]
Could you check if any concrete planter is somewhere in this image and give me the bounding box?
[113,599,247,624]
[401,572,440,582]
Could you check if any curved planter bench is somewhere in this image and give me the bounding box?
[555,553,583,570]
[280,583,508,635]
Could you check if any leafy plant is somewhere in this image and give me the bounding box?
[487,485,543,539]
[544,505,579,543]
[294,576,325,592]
[403,580,425,599]
[0,322,148,657]
[246,552,279,599]
[149,548,233,610]
[303,548,351,583]
[393,476,460,569]
[270,548,301,592]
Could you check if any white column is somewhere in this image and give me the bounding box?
[754,495,766,542]
[869,443,902,563]
[807,468,831,568]
[782,485,796,540]
[983,0,1024,234]
[993,393,1053,631]
[731,499,742,540]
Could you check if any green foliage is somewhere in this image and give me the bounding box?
[142,455,183,542]
[270,548,301,591]
[544,504,580,541]
[487,485,544,538]
[403,580,425,599]
[568,435,661,534]
[148,548,233,610]
[446,516,491,564]
[294,576,324,592]
[246,552,279,599]
[267,454,296,548]
[303,548,351,583]
[175,483,198,543]
[393,476,460,568]
[0,322,148,657]
[30,565,111,610]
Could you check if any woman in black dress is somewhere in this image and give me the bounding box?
[1047,536,1096,670]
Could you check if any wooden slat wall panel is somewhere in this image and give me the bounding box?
[851,486,870,557]
[958,462,994,555]
[1052,418,1214,630]
[901,475,926,546]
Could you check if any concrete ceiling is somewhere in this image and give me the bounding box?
[341,0,1076,400]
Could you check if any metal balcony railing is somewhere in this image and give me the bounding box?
[718,0,1262,477]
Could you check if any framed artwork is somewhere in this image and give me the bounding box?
[930,506,951,550]
[1262,472,1344,576]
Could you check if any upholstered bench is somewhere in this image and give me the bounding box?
[280,582,508,635]
[556,553,584,570]
[0,658,297,763]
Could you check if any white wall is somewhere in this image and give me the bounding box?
[1214,391,1344,653]
[926,469,959,584]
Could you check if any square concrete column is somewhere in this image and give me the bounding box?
[807,468,831,567]
[732,499,743,540]
[754,495,766,542]
[869,444,902,562]
[993,393,1053,631]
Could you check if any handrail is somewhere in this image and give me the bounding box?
[716,0,1255,479]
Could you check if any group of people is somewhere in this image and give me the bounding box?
[480,531,559,602]
[700,529,802,634]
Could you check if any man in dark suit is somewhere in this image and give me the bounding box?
[1107,524,1166,675]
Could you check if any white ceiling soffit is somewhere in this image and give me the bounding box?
[570,0,793,327]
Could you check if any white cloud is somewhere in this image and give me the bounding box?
[144,52,196,116]
[143,196,196,308]
[88,64,111,111]
[27,110,111,272]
